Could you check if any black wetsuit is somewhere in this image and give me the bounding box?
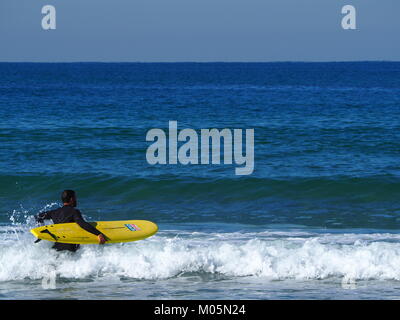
[36,205,101,252]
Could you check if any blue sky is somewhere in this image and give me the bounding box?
[0,0,398,62]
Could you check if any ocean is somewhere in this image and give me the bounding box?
[0,62,400,299]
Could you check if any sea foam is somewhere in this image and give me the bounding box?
[2,223,400,282]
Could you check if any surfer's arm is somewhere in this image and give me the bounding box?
[73,210,102,236]
[35,210,53,223]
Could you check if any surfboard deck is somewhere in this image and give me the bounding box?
[30,220,158,244]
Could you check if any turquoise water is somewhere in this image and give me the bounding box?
[1,62,400,299]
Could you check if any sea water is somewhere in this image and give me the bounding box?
[0,62,400,299]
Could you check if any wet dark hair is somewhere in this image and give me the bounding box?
[61,190,76,203]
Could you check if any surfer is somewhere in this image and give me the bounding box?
[35,190,106,252]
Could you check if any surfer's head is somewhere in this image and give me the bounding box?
[62,189,77,207]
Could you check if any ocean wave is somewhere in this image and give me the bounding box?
[1,174,399,203]
[2,224,400,282]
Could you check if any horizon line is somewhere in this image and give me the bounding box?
[0,60,399,64]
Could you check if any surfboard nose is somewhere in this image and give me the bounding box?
[139,220,158,236]
[148,221,158,235]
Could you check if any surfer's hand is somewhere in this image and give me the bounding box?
[36,218,44,224]
[98,234,106,244]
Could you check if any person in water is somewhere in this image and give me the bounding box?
[35,190,106,252]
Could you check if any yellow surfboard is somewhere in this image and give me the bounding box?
[30,220,158,244]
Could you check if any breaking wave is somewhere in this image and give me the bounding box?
[2,221,400,282]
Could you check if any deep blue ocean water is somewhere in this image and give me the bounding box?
[0,62,400,299]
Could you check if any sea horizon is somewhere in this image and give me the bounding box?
[0,60,399,64]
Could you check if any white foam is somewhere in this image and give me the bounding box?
[2,224,400,282]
